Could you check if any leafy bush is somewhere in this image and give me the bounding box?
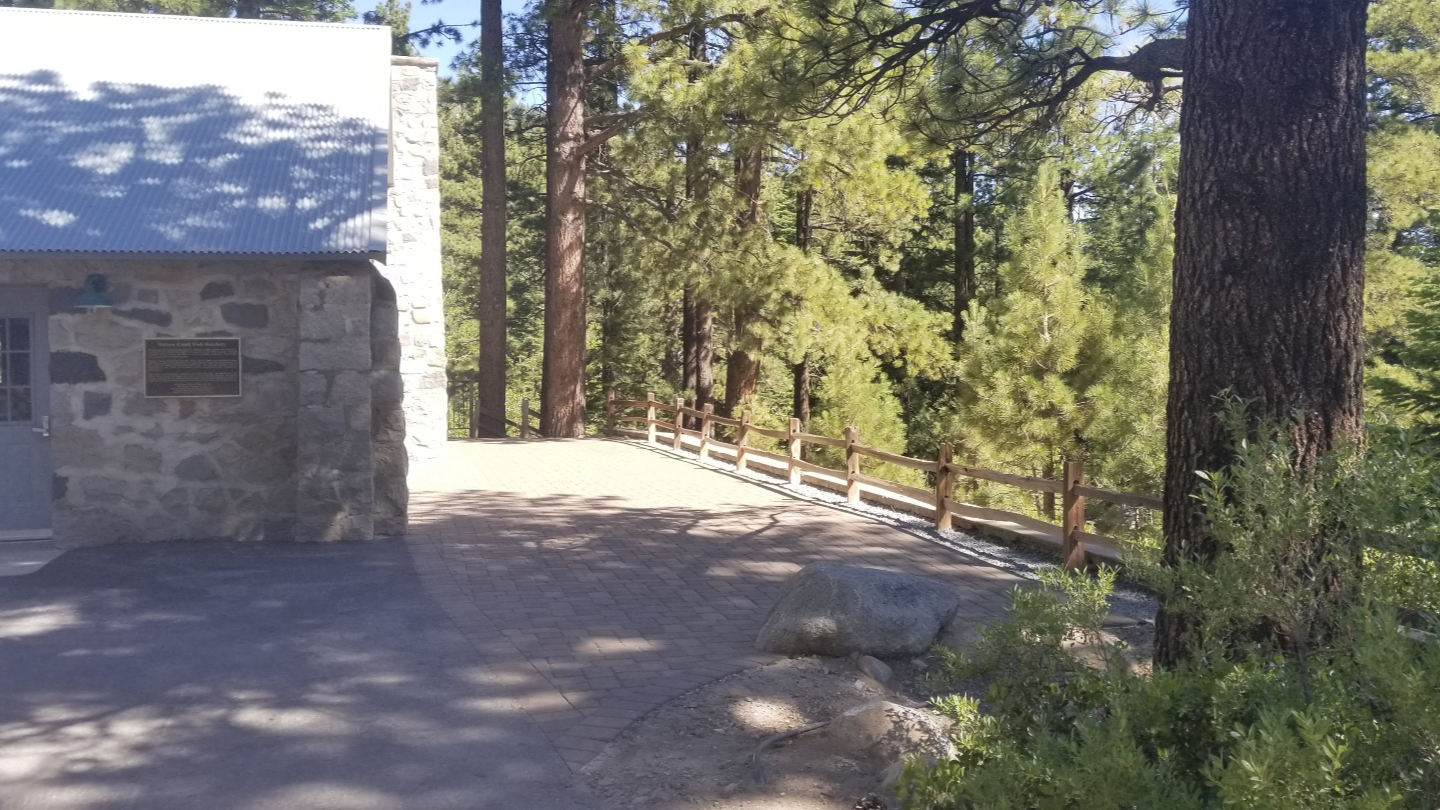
[901,421,1440,809]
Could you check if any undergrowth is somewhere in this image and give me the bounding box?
[901,418,1440,809]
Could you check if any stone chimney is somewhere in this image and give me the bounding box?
[380,55,447,467]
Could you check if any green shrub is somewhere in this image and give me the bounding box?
[901,421,1440,809]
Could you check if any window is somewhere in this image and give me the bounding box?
[0,317,33,423]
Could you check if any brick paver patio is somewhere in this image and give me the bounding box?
[406,438,1023,771]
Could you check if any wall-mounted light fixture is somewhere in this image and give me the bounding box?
[73,273,113,312]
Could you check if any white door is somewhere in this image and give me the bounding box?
[0,287,52,540]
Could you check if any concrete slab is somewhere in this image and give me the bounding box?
[0,541,596,810]
[0,539,63,576]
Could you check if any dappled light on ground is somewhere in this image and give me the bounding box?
[406,439,1020,772]
[0,543,593,810]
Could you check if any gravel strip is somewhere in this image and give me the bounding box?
[617,437,1158,621]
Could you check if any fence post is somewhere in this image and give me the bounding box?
[935,442,953,530]
[844,426,861,503]
[1062,458,1087,570]
[672,397,684,451]
[520,398,531,439]
[699,403,713,461]
[605,390,616,436]
[645,392,657,444]
[787,417,802,485]
[469,386,479,439]
[736,409,751,472]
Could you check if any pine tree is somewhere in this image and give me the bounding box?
[1373,274,1440,433]
[950,162,1113,515]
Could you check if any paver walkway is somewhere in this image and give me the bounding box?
[408,438,1023,771]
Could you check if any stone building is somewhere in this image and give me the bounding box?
[0,9,446,545]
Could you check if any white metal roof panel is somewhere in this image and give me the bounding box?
[0,8,390,256]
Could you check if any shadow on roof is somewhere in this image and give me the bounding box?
[0,71,386,256]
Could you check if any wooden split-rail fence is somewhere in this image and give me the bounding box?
[604,392,1163,569]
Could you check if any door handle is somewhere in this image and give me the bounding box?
[31,416,50,438]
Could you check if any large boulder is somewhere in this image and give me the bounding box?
[828,700,957,762]
[755,562,961,657]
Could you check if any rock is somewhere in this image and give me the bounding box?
[878,752,948,795]
[877,759,906,793]
[827,700,956,762]
[936,616,984,655]
[1102,612,1142,628]
[755,563,962,657]
[856,655,893,684]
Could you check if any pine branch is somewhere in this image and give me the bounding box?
[586,10,768,81]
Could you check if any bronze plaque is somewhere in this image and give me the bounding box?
[144,339,242,398]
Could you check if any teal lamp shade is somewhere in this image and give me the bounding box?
[73,274,113,309]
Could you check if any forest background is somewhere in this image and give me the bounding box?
[8,0,1439,529]
[429,0,1440,529]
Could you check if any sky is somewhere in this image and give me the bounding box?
[401,0,1184,76]
[403,0,529,75]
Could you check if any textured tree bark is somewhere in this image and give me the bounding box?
[724,141,765,415]
[598,235,617,394]
[725,317,760,414]
[793,186,814,435]
[540,0,589,438]
[954,150,976,342]
[682,286,697,392]
[476,0,508,438]
[695,299,714,408]
[661,296,681,383]
[681,44,715,415]
[1155,0,1368,667]
[792,358,810,428]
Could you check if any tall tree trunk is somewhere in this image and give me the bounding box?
[953,149,976,342]
[724,141,764,415]
[540,1,589,438]
[661,296,680,383]
[724,313,760,414]
[792,358,810,428]
[476,0,508,438]
[695,299,714,408]
[682,28,715,415]
[793,186,814,434]
[1155,0,1368,668]
[599,235,617,394]
[682,286,697,392]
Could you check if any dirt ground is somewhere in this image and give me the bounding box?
[582,616,1156,810]
[582,656,930,810]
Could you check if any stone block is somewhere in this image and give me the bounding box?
[299,340,370,373]
[241,356,285,375]
[50,351,105,384]
[175,454,220,482]
[80,475,127,504]
[121,393,166,417]
[82,391,111,419]
[193,487,228,514]
[221,302,269,329]
[200,281,235,300]
[122,444,162,474]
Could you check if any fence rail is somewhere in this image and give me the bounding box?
[448,384,535,440]
[605,391,1162,569]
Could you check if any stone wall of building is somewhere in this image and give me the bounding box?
[0,258,303,546]
[382,55,447,467]
[0,257,404,547]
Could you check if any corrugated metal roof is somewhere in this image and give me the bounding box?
[0,8,390,257]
